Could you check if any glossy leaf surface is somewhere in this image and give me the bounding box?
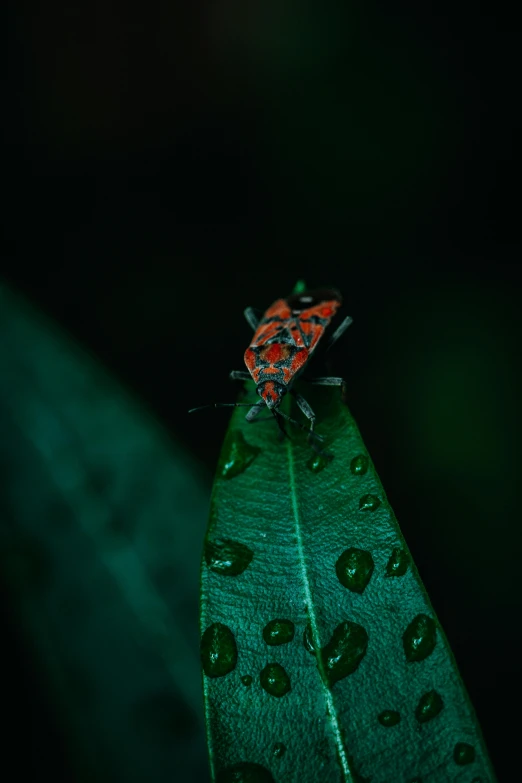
[200,384,497,783]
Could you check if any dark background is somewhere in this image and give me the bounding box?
[2,1,521,780]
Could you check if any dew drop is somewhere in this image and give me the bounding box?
[260,663,291,698]
[303,621,368,683]
[378,709,401,727]
[453,742,475,765]
[403,614,437,662]
[359,494,381,512]
[321,621,369,685]
[350,454,369,475]
[205,538,254,576]
[263,619,295,646]
[220,430,260,480]
[217,762,275,782]
[241,675,253,687]
[415,690,444,723]
[303,623,315,654]
[335,547,374,593]
[385,547,409,577]
[307,452,329,473]
[201,623,238,678]
[273,742,286,758]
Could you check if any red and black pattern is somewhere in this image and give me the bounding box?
[244,288,342,409]
[188,285,350,451]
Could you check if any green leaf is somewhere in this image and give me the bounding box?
[0,284,210,782]
[200,384,497,782]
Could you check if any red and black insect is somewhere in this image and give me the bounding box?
[189,286,352,447]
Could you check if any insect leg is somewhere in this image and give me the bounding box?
[306,374,346,392]
[275,409,325,442]
[288,390,332,458]
[244,307,260,331]
[245,400,265,422]
[229,370,252,381]
[304,376,344,386]
[290,390,316,433]
[325,315,353,351]
[304,375,347,404]
[278,407,331,457]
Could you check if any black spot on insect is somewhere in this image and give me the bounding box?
[300,314,329,326]
[266,327,294,344]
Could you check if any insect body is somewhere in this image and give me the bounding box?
[244,289,343,412]
[189,286,353,448]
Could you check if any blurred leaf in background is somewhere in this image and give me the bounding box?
[0,284,210,782]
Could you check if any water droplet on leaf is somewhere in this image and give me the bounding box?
[350,455,369,475]
[453,742,475,765]
[378,710,401,727]
[403,614,437,662]
[273,742,286,758]
[205,538,254,576]
[241,675,253,687]
[303,622,368,684]
[263,619,295,646]
[220,430,260,480]
[415,690,444,723]
[307,452,329,473]
[217,762,275,782]
[359,494,381,512]
[260,663,291,697]
[321,621,369,685]
[385,547,409,577]
[201,623,238,678]
[335,547,374,593]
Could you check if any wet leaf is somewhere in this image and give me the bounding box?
[200,382,497,782]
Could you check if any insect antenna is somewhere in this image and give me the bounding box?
[188,402,258,413]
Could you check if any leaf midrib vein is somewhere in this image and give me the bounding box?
[287,439,354,783]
